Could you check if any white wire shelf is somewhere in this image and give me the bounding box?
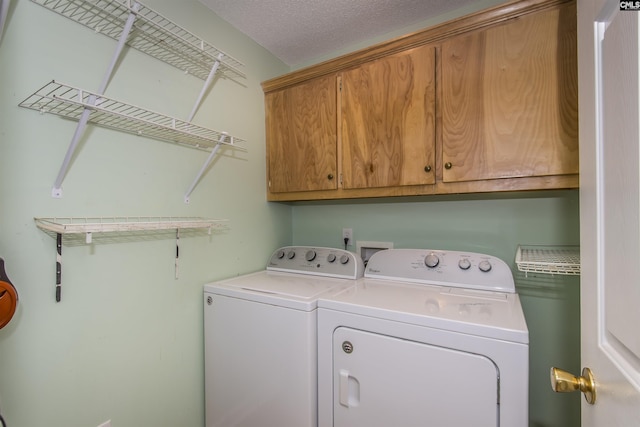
[35,216,228,244]
[35,216,228,301]
[515,245,580,276]
[19,80,246,150]
[30,0,245,80]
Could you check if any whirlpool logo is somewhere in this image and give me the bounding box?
[620,0,640,10]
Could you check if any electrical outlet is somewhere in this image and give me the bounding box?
[97,420,111,427]
[342,228,353,245]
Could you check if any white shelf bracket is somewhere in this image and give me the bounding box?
[184,132,228,204]
[51,2,141,198]
[0,0,9,45]
[52,104,93,198]
[188,53,224,122]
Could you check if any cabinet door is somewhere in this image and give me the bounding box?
[441,3,578,183]
[341,45,436,189]
[266,75,338,193]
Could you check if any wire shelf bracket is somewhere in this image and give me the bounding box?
[27,0,247,200]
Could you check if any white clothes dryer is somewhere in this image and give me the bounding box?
[317,248,529,427]
[204,246,364,427]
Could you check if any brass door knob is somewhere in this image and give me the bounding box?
[444,162,453,170]
[550,367,596,404]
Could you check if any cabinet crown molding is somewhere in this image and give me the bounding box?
[261,0,574,93]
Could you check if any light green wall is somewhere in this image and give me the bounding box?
[0,0,290,426]
[291,190,581,427]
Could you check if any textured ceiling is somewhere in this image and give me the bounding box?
[198,0,479,66]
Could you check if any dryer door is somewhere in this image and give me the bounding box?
[332,327,499,427]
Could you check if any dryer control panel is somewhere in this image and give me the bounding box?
[267,246,365,279]
[365,249,515,293]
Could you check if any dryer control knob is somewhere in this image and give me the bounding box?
[276,250,285,259]
[327,253,337,263]
[305,250,317,262]
[458,258,471,270]
[478,260,492,272]
[425,253,440,268]
[287,250,296,259]
[340,254,350,265]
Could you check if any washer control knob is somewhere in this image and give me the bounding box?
[287,250,296,260]
[478,260,492,272]
[340,254,350,265]
[276,250,285,259]
[458,258,471,270]
[327,253,337,263]
[305,250,317,262]
[424,253,440,268]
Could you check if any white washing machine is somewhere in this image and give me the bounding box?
[317,248,529,427]
[204,246,364,427]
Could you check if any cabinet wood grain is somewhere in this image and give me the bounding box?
[341,45,437,189]
[440,2,578,183]
[266,75,338,193]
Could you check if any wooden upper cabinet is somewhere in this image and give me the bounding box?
[266,74,338,193]
[262,0,579,201]
[440,1,578,183]
[341,45,437,189]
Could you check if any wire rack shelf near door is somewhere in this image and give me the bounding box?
[515,245,580,276]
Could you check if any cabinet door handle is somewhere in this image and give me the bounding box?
[424,165,432,172]
[328,174,334,180]
[444,162,453,170]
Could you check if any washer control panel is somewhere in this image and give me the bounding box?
[267,246,365,279]
[365,249,515,293]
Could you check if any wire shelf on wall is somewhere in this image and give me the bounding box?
[30,0,245,80]
[20,81,246,150]
[35,216,229,301]
[515,245,580,276]
[27,0,248,200]
[35,216,228,244]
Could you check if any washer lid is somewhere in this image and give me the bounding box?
[318,279,528,344]
[204,270,358,311]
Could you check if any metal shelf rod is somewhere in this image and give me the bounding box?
[184,133,229,204]
[188,53,223,123]
[52,2,140,197]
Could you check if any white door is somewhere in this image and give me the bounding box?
[577,0,640,424]
[332,327,499,427]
